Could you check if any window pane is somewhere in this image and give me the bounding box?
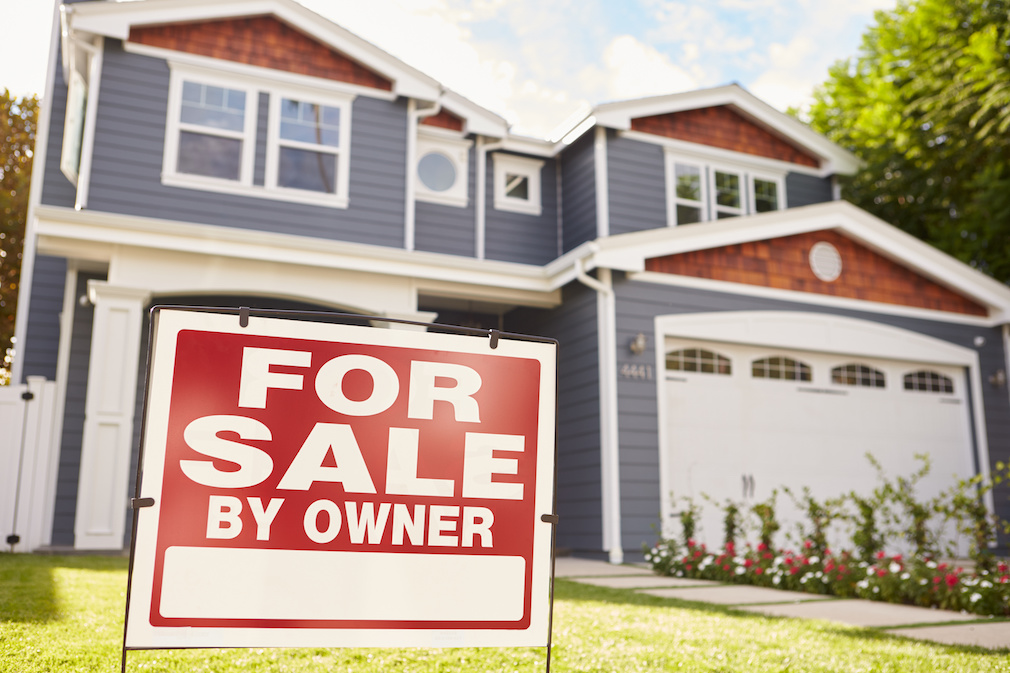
[180,82,245,132]
[505,173,529,199]
[177,132,242,180]
[676,205,702,224]
[278,147,337,193]
[754,178,778,212]
[280,99,340,147]
[418,152,456,192]
[715,171,741,208]
[675,164,701,200]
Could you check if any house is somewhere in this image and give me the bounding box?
[8,0,1010,561]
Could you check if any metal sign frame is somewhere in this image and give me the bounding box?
[121,305,559,671]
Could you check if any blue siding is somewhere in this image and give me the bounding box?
[20,255,66,381]
[560,133,596,253]
[786,172,834,207]
[508,282,603,556]
[39,45,77,208]
[51,270,104,547]
[613,276,1010,558]
[84,42,408,249]
[415,145,476,257]
[485,153,559,265]
[608,133,667,235]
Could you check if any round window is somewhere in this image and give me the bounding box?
[809,241,843,282]
[417,152,457,192]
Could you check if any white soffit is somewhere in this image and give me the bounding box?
[589,84,861,176]
[592,200,1010,321]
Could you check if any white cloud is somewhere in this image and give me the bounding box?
[580,35,697,103]
[0,0,57,98]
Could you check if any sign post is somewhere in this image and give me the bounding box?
[122,307,557,665]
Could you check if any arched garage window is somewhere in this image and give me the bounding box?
[752,356,811,381]
[666,348,731,375]
[832,363,885,388]
[903,370,954,394]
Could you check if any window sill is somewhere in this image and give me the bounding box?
[493,198,542,217]
[416,190,469,208]
[162,173,349,209]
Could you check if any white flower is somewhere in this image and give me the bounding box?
[809,556,820,565]
[919,578,928,586]
[867,567,876,576]
[735,567,746,575]
[873,586,880,593]
[970,593,982,603]
[900,573,911,581]
[889,562,902,574]
[927,561,937,569]
[981,581,993,589]
[857,580,869,590]
[773,576,781,585]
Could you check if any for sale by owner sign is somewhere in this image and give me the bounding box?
[124,308,557,649]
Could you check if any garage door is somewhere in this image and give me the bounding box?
[662,337,975,552]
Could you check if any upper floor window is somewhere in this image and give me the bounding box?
[493,153,543,216]
[163,63,353,207]
[666,152,784,226]
[266,94,351,201]
[414,128,471,208]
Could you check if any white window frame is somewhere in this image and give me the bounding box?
[264,86,353,208]
[667,160,708,226]
[414,127,472,208]
[492,153,544,216]
[749,172,786,215]
[163,65,258,191]
[664,148,787,226]
[162,62,356,208]
[710,166,745,219]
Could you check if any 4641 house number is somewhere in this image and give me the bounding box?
[620,363,653,380]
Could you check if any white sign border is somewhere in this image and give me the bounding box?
[124,308,557,649]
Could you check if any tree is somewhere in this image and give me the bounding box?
[807,0,1010,283]
[0,90,38,384]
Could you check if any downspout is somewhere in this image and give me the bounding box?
[476,137,506,259]
[404,93,443,251]
[575,255,623,564]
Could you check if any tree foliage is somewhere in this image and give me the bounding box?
[1,90,38,384]
[807,0,1010,282]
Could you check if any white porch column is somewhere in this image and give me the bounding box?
[73,282,150,550]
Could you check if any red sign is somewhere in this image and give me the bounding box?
[125,309,557,649]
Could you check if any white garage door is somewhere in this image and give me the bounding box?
[662,337,976,551]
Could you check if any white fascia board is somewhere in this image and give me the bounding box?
[588,201,1010,320]
[590,84,861,176]
[68,0,441,100]
[439,90,509,138]
[32,205,562,301]
[632,131,828,178]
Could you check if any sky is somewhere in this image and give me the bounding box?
[2,0,896,139]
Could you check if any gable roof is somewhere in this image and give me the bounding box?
[583,200,1010,324]
[64,0,510,136]
[562,84,860,177]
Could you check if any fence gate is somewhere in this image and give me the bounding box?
[1,377,59,552]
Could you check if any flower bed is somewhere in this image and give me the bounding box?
[645,539,1010,617]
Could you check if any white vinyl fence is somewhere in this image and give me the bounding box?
[1,377,60,552]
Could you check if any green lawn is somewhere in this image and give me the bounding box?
[2,554,1009,672]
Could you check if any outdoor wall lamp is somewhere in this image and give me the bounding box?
[990,369,1006,388]
[628,332,647,355]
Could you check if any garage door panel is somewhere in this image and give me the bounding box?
[662,338,974,552]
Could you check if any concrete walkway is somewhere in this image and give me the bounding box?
[555,557,1010,650]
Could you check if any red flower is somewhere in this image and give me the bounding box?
[877,569,887,578]
[802,557,811,566]
[804,540,813,550]
[744,559,754,568]
[687,539,696,548]
[998,562,1008,574]
[945,574,958,588]
[763,552,773,560]
[757,542,768,552]
[875,551,886,560]
[725,542,736,555]
[893,554,903,563]
[784,557,794,566]
[933,577,942,585]
[685,563,693,571]
[723,565,731,572]
[937,562,948,571]
[789,567,799,575]
[999,575,1009,584]
[838,565,847,574]
[755,567,764,575]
